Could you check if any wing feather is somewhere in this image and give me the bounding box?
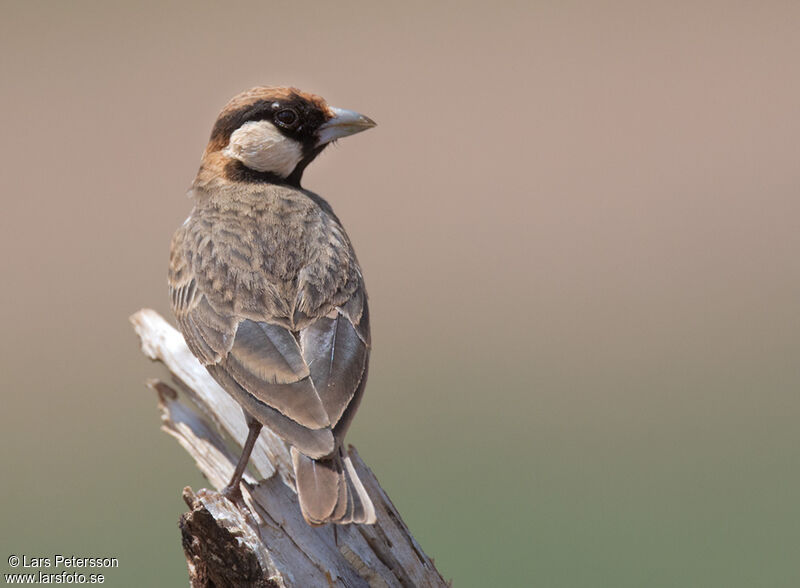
[224,320,329,429]
[300,312,368,427]
[208,364,335,459]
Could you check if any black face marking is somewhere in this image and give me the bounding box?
[223,159,293,186]
[210,95,329,150]
[212,92,333,187]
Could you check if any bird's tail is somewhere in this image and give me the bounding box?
[291,446,376,525]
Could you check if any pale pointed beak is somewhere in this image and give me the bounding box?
[316,106,377,147]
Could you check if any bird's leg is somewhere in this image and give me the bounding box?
[222,416,262,504]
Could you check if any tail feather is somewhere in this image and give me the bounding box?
[342,454,376,523]
[292,447,376,525]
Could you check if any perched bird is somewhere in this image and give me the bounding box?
[168,86,377,525]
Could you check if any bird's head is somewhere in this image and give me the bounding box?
[197,86,376,187]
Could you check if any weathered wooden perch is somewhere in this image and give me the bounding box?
[130,308,449,588]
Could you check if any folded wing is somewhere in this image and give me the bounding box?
[169,272,369,458]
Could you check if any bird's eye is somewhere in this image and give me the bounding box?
[275,108,299,128]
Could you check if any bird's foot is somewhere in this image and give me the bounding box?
[222,483,244,505]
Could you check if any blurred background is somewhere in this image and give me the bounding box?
[1,1,799,586]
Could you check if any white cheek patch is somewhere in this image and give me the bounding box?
[224,120,304,177]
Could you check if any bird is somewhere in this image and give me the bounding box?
[168,86,377,525]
